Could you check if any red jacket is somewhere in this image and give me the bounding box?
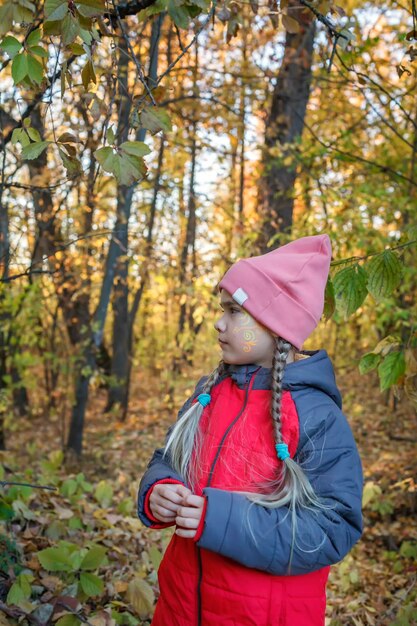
[142,373,331,625]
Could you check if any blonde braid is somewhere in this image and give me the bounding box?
[248,338,324,512]
[203,360,226,394]
[271,337,292,444]
[164,360,226,486]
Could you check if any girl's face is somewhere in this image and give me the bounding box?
[214,290,275,368]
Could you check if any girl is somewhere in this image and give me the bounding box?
[137,234,363,626]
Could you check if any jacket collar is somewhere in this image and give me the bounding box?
[227,363,270,388]
[223,351,342,407]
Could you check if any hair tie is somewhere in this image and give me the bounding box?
[275,442,290,461]
[197,393,211,407]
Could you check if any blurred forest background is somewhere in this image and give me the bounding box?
[0,0,416,624]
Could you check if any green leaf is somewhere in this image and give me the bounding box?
[139,107,172,135]
[136,0,165,21]
[149,546,163,570]
[106,125,116,145]
[69,549,85,570]
[18,573,34,597]
[43,19,63,37]
[0,35,22,58]
[94,146,116,170]
[117,498,134,515]
[94,147,147,186]
[26,28,41,46]
[80,545,107,570]
[44,0,68,21]
[378,350,406,391]
[12,53,28,83]
[399,541,417,558]
[45,519,67,540]
[12,499,36,520]
[365,250,403,300]
[26,127,42,142]
[62,13,81,45]
[168,1,190,28]
[79,572,104,597]
[76,0,106,18]
[362,480,382,508]
[29,45,49,58]
[359,352,380,375]
[7,581,25,605]
[119,153,147,186]
[69,42,86,55]
[69,517,83,530]
[81,60,96,89]
[323,277,335,320]
[11,128,30,147]
[37,546,73,572]
[79,27,93,46]
[21,140,49,160]
[0,4,14,37]
[7,574,34,606]
[120,141,151,157]
[333,264,368,318]
[192,0,210,8]
[27,54,44,84]
[58,147,82,177]
[0,500,14,520]
[94,480,113,507]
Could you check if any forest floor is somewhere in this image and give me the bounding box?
[0,365,416,626]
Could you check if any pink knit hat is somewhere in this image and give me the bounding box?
[218,234,332,349]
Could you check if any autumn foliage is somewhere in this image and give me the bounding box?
[0,0,416,624]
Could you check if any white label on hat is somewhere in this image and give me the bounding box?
[232,288,248,305]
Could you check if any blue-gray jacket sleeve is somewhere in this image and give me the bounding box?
[137,377,207,527]
[197,401,363,575]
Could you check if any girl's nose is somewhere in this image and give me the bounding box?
[214,315,226,333]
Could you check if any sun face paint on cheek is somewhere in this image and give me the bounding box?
[233,311,258,353]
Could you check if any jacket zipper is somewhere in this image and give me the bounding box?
[196,369,259,626]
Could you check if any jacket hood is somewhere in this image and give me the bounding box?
[227,350,342,409]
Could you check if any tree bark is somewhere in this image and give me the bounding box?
[174,41,199,371]
[29,110,62,273]
[258,1,316,251]
[106,31,134,413]
[107,13,164,415]
[0,181,8,449]
[121,134,165,419]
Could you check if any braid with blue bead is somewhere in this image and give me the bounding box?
[164,360,226,488]
[271,336,292,455]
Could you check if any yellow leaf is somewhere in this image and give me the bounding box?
[114,580,128,593]
[282,14,300,33]
[126,578,154,619]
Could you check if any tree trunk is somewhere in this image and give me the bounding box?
[107,14,164,415]
[237,26,247,235]
[174,41,199,372]
[0,183,8,449]
[121,134,165,420]
[106,31,134,413]
[258,2,316,251]
[29,109,62,272]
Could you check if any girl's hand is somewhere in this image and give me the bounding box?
[175,494,206,539]
[149,483,191,523]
